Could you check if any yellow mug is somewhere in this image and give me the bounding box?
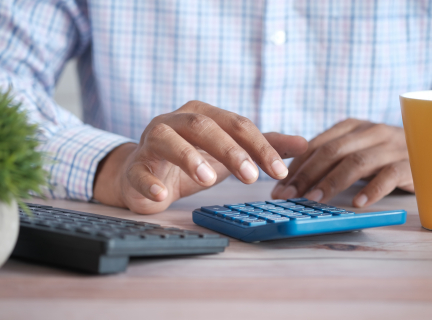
[400,91,432,230]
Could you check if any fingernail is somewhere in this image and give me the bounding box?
[150,184,164,196]
[196,162,215,183]
[271,184,284,198]
[305,189,323,202]
[271,160,288,178]
[355,194,368,207]
[239,160,259,181]
[282,185,297,199]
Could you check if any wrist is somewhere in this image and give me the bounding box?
[93,143,138,207]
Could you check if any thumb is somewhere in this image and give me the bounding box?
[263,132,308,159]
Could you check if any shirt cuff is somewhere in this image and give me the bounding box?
[38,124,137,201]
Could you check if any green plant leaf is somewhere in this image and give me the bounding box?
[0,88,47,211]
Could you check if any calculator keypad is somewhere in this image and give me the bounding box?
[200,198,355,227]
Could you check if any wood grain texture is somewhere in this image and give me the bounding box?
[1,179,431,319]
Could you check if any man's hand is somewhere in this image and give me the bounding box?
[272,119,414,207]
[93,101,307,214]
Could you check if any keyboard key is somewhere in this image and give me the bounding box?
[242,219,267,227]
[287,198,309,203]
[245,201,266,206]
[266,216,290,223]
[76,227,93,235]
[201,206,232,214]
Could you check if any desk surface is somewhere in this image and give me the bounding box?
[1,180,432,320]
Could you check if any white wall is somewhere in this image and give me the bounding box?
[53,60,83,120]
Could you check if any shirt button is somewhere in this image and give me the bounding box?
[270,30,286,45]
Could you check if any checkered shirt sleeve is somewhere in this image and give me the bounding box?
[0,0,135,200]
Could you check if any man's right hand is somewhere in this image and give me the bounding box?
[93,101,307,214]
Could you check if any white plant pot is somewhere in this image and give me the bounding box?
[0,200,19,268]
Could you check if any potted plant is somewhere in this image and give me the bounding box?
[0,89,46,267]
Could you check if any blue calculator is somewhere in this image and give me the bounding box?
[193,198,407,242]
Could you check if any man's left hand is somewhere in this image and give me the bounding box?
[271,119,414,207]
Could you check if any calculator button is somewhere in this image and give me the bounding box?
[242,219,267,226]
[224,203,246,209]
[308,213,333,218]
[254,212,277,217]
[249,211,271,217]
[276,210,300,216]
[265,200,288,205]
[275,202,296,208]
[289,206,306,211]
[296,200,318,206]
[226,214,250,221]
[287,198,309,203]
[234,216,256,222]
[253,204,277,210]
[245,201,267,206]
[266,217,290,223]
[246,209,265,214]
[201,206,232,214]
[268,208,289,213]
[285,215,311,219]
[264,214,282,218]
[299,210,322,214]
[322,209,346,213]
[216,211,241,218]
[332,211,355,215]
[236,206,260,213]
[310,206,326,210]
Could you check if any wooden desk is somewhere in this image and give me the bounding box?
[1,180,432,320]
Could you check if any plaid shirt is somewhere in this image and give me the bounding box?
[1,0,432,200]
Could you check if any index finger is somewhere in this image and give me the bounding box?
[178,101,290,180]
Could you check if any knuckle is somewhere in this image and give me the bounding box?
[317,142,341,159]
[370,123,390,137]
[367,182,385,197]
[223,144,244,161]
[323,175,339,192]
[185,113,213,132]
[146,123,171,143]
[338,118,358,127]
[231,115,254,133]
[346,152,367,168]
[374,123,388,132]
[385,163,401,179]
[181,100,202,111]
[257,143,276,160]
[177,145,197,164]
[292,171,313,190]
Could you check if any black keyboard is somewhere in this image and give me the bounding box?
[12,203,228,274]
